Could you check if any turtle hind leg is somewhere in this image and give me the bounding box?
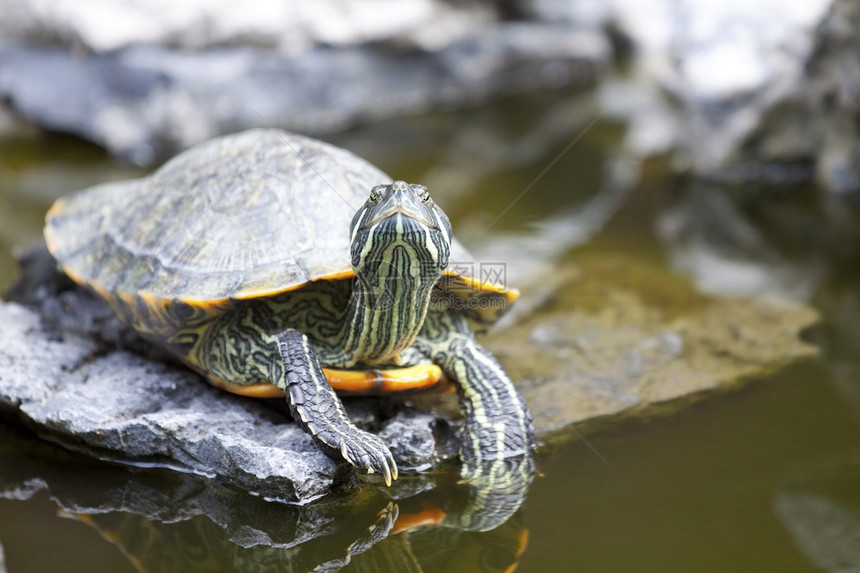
[275,329,398,486]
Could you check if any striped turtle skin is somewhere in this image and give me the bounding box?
[45,129,534,486]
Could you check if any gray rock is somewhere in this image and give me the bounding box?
[590,0,860,195]
[0,424,330,548]
[0,12,607,164]
[378,410,438,471]
[0,299,340,503]
[518,0,860,195]
[0,423,410,566]
[0,419,527,569]
[0,0,492,54]
[4,0,860,196]
[763,0,860,195]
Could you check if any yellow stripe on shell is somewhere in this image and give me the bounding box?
[53,259,515,307]
[442,270,519,300]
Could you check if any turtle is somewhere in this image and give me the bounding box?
[44,129,534,486]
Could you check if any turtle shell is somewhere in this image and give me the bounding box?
[45,129,515,333]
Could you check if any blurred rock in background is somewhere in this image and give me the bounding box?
[555,0,858,197]
[1,0,858,199]
[0,0,608,164]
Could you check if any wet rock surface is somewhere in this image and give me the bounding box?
[0,243,819,500]
[0,35,604,166]
[483,251,820,442]
[0,422,337,549]
[0,299,339,503]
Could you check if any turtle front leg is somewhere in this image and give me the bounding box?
[416,310,535,480]
[442,336,535,478]
[275,329,398,485]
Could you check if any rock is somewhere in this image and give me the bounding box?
[750,0,860,195]
[591,0,860,195]
[4,0,860,195]
[0,423,336,548]
[521,0,860,195]
[0,0,490,54]
[377,410,438,472]
[481,251,820,442]
[0,299,341,503]
[603,0,830,165]
[0,3,607,164]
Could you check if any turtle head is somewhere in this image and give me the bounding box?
[349,181,452,283]
[338,181,452,364]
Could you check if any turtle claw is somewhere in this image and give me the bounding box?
[340,434,398,486]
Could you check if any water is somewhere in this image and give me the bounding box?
[523,362,857,572]
[1,89,858,572]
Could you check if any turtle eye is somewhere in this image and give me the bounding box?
[413,184,431,204]
[368,184,387,204]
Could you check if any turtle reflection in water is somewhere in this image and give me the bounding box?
[44,129,535,488]
[70,493,530,572]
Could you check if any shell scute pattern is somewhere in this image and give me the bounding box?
[46,130,372,305]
